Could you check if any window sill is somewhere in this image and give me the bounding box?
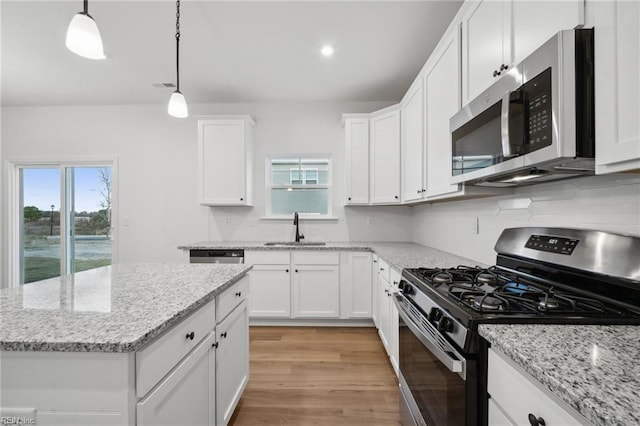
[259,216,339,221]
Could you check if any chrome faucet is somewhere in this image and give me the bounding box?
[293,212,304,242]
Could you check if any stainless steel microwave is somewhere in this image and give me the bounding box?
[449,29,594,187]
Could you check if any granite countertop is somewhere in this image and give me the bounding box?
[179,241,484,270]
[479,324,640,426]
[0,263,251,353]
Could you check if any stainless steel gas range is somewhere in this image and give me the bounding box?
[394,227,640,426]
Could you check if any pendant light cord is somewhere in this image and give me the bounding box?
[175,0,181,92]
[83,0,88,14]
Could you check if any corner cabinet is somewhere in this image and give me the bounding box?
[343,114,370,205]
[591,0,640,174]
[197,116,255,206]
[370,106,402,204]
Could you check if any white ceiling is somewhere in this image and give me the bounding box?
[1,0,463,106]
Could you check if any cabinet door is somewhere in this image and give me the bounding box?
[342,252,373,318]
[594,0,640,173]
[370,108,401,204]
[461,0,511,105]
[248,265,291,318]
[344,118,370,205]
[292,265,340,318]
[512,0,584,65]
[388,269,401,374]
[198,118,253,206]
[426,27,463,200]
[216,300,249,426]
[401,80,426,203]
[376,276,390,353]
[372,255,379,327]
[137,334,215,426]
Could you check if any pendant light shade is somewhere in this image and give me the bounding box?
[168,90,188,118]
[168,0,188,118]
[66,1,105,60]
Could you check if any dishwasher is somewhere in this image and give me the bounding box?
[189,249,244,264]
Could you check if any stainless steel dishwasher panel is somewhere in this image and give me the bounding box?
[189,249,244,264]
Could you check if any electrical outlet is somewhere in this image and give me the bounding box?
[225,217,231,225]
[367,217,374,225]
[247,218,256,227]
[471,217,479,234]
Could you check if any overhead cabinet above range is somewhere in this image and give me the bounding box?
[197,115,255,206]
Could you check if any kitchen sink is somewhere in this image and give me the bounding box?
[264,241,326,246]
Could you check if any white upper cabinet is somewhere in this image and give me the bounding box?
[591,0,640,173]
[462,0,584,106]
[197,116,255,206]
[370,106,402,204]
[461,0,511,105]
[426,26,463,200]
[343,115,370,205]
[401,79,426,203]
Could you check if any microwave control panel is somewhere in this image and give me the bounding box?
[523,67,552,149]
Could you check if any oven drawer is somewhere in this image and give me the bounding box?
[487,348,588,425]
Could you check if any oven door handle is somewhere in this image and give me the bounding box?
[393,292,466,379]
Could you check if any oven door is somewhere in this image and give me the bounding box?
[393,292,476,426]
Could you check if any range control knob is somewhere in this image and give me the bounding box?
[428,307,443,322]
[399,282,414,295]
[438,317,455,333]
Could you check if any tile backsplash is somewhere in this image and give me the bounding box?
[412,174,640,265]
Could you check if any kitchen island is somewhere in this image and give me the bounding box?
[479,324,640,426]
[0,263,252,425]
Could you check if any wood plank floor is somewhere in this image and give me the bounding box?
[229,326,401,426]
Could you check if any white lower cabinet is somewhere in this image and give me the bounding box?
[137,333,215,426]
[215,300,249,426]
[246,250,372,321]
[375,258,399,374]
[488,348,591,425]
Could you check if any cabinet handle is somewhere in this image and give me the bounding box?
[212,341,219,348]
[416,189,421,194]
[186,331,195,340]
[235,291,242,297]
[240,198,244,201]
[384,289,389,294]
[373,260,377,263]
[493,70,501,77]
[285,269,289,273]
[393,281,398,285]
[528,414,546,426]
[422,189,426,193]
[221,332,227,339]
[348,197,352,201]
[380,267,385,271]
[394,195,399,199]
[500,63,508,71]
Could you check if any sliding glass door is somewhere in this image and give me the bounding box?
[19,165,113,284]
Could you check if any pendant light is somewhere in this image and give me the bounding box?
[168,0,188,118]
[66,0,105,60]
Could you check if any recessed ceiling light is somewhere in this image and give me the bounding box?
[321,45,334,57]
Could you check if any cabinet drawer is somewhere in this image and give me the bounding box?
[217,276,249,323]
[292,251,339,265]
[245,250,290,265]
[377,258,390,283]
[488,348,586,426]
[136,299,216,398]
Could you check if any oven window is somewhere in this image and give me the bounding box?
[399,322,466,425]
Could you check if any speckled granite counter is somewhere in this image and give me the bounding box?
[179,241,484,270]
[479,324,640,426]
[0,263,251,352]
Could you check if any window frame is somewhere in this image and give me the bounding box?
[5,158,118,287]
[265,154,333,219]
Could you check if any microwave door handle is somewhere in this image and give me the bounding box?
[501,91,513,158]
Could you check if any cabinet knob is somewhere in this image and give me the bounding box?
[235,291,242,297]
[416,190,421,194]
[285,268,289,273]
[348,197,352,201]
[422,189,426,193]
[380,267,385,271]
[295,269,299,273]
[240,198,244,201]
[373,260,377,263]
[500,63,509,71]
[212,341,219,348]
[384,289,389,294]
[221,332,227,339]
[528,414,545,426]
[493,70,501,77]
[186,331,195,340]
[394,195,399,199]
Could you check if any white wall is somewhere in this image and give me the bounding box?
[1,101,413,276]
[411,174,640,265]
